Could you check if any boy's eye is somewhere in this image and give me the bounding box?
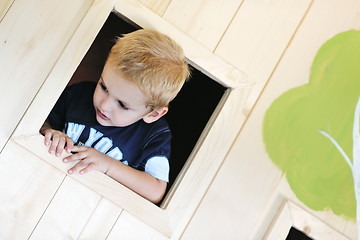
[100,82,107,92]
[118,101,129,110]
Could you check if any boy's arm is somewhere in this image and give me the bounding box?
[106,159,167,203]
[64,146,167,203]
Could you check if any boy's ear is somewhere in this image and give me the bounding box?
[143,107,168,123]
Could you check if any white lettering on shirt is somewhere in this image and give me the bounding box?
[94,137,112,153]
[85,128,103,147]
[66,123,85,143]
[106,147,123,161]
[67,123,124,162]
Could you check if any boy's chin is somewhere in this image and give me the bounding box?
[96,116,111,126]
[96,117,130,127]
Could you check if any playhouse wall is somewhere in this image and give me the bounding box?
[0,0,359,239]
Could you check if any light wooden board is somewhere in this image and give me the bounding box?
[180,123,283,239]
[138,0,171,16]
[12,0,115,137]
[181,0,360,239]
[107,211,168,240]
[215,0,312,112]
[29,177,101,239]
[79,198,122,239]
[0,0,93,150]
[163,0,243,51]
[0,140,65,239]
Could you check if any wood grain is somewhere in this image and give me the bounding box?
[138,0,171,16]
[0,0,93,149]
[29,177,101,239]
[0,140,65,239]
[182,0,360,239]
[215,0,312,112]
[107,211,168,240]
[164,0,243,51]
[79,198,122,239]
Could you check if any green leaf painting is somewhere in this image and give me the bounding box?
[263,30,360,220]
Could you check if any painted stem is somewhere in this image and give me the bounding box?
[319,97,360,240]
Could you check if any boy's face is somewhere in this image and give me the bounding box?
[93,62,153,127]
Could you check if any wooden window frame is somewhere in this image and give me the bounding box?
[11,0,249,237]
[264,200,350,240]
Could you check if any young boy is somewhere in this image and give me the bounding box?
[40,29,190,203]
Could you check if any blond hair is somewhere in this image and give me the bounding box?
[107,29,190,109]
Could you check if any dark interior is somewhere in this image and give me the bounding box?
[68,12,226,194]
[286,227,314,240]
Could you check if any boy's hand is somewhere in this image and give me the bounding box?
[43,129,74,156]
[63,146,114,175]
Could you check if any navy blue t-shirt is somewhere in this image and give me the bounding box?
[48,81,171,182]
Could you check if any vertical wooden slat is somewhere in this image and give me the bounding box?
[107,211,168,240]
[79,198,122,239]
[163,0,243,51]
[215,0,312,111]
[0,0,93,150]
[12,0,115,138]
[0,140,65,239]
[29,177,102,239]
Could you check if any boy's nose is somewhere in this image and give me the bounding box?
[99,96,112,112]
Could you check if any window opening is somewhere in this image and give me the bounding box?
[54,12,226,201]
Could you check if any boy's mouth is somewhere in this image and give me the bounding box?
[97,109,109,121]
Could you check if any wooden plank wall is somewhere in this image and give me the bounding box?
[174,0,360,239]
[0,0,359,239]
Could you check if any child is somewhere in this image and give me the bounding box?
[40,29,190,203]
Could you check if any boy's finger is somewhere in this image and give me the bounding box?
[63,151,87,163]
[69,145,88,152]
[79,163,95,175]
[55,137,66,156]
[67,163,79,175]
[44,132,52,146]
[65,138,74,153]
[67,161,88,175]
[48,135,60,154]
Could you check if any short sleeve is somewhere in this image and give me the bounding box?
[134,120,172,182]
[145,156,170,182]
